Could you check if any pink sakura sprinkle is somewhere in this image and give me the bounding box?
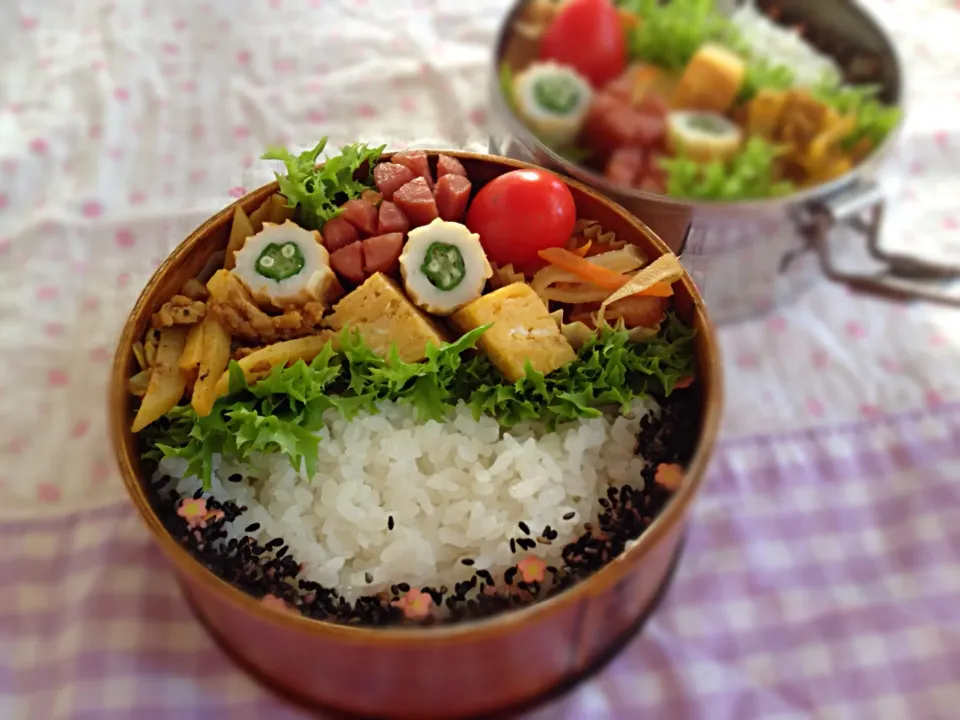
[393,588,433,621]
[261,594,295,613]
[517,556,546,584]
[177,498,222,528]
[655,463,684,491]
[177,497,208,526]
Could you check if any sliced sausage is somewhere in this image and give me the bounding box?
[329,242,365,285]
[373,162,417,201]
[583,94,636,158]
[583,93,666,159]
[605,296,667,328]
[362,233,404,276]
[570,297,666,329]
[434,174,472,222]
[637,93,670,119]
[638,176,666,194]
[378,201,410,235]
[322,216,359,252]
[361,189,383,207]
[632,112,667,147]
[437,154,467,178]
[393,177,439,228]
[568,302,600,328]
[604,72,636,105]
[341,197,378,236]
[605,147,645,187]
[642,152,667,194]
[392,150,434,189]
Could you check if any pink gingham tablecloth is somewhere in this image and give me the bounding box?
[2,0,960,718]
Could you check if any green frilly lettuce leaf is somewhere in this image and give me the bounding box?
[142,317,697,489]
[261,137,385,232]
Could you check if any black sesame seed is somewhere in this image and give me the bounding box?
[192,488,204,499]
[518,521,530,535]
[365,572,373,584]
[397,582,410,592]
[461,558,475,566]
[228,473,242,483]
[388,515,395,530]
[143,372,699,628]
[244,523,260,532]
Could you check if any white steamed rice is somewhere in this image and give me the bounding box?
[730,3,842,89]
[158,397,659,602]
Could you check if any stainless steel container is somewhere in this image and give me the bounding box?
[489,0,960,323]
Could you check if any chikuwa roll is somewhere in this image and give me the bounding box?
[232,220,339,307]
[399,218,493,316]
[666,110,744,164]
[512,61,594,148]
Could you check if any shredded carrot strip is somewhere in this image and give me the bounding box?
[538,247,674,296]
[539,247,631,290]
[571,239,592,257]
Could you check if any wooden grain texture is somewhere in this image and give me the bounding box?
[108,151,724,720]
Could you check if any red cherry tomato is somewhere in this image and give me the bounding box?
[466,169,577,274]
[539,0,627,89]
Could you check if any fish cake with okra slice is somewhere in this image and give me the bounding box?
[231,220,342,309]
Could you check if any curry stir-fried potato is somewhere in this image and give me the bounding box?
[131,327,189,433]
[211,333,336,400]
[741,88,860,186]
[130,189,682,432]
[132,192,349,430]
[192,313,231,417]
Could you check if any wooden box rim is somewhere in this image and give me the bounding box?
[108,150,724,647]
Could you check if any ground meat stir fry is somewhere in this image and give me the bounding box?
[208,279,326,344]
[151,295,207,329]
